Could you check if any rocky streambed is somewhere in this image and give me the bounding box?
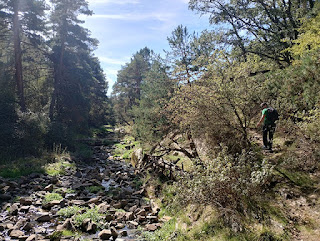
[0,142,165,240]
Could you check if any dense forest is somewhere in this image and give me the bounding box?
[1,0,320,240]
[0,0,112,160]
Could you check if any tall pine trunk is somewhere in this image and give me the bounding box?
[13,1,25,112]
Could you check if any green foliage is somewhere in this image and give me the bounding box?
[44,160,75,176]
[176,149,273,226]
[73,207,104,228]
[86,185,104,194]
[43,192,63,205]
[57,206,82,218]
[0,158,45,178]
[112,47,153,124]
[142,218,185,241]
[132,59,174,146]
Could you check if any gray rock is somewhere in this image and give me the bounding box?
[44,184,54,192]
[98,229,112,240]
[111,226,118,238]
[0,193,11,201]
[9,203,19,215]
[20,197,33,205]
[36,212,51,222]
[26,234,37,241]
[9,229,24,238]
[119,230,128,237]
[145,224,158,231]
[22,222,33,231]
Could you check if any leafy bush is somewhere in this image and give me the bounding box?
[176,148,273,227]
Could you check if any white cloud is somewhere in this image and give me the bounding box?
[90,12,174,22]
[99,56,130,65]
[87,0,140,5]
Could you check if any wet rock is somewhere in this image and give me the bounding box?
[57,218,76,231]
[44,184,54,192]
[9,203,19,215]
[20,197,33,205]
[74,171,82,178]
[136,209,146,217]
[146,216,158,223]
[115,223,125,229]
[119,230,128,237]
[0,223,5,231]
[125,212,134,221]
[111,226,118,239]
[22,222,33,231]
[128,221,138,228]
[87,197,100,204]
[98,202,110,213]
[26,234,37,241]
[9,229,24,238]
[98,229,112,240]
[6,223,14,229]
[20,205,31,213]
[36,212,51,222]
[105,214,114,222]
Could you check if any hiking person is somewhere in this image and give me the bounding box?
[256,102,279,151]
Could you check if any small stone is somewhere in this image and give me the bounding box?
[105,214,114,222]
[125,212,134,221]
[44,184,54,192]
[98,229,112,240]
[115,223,125,229]
[9,229,24,238]
[23,222,33,231]
[26,234,37,241]
[9,203,19,215]
[87,197,100,204]
[119,230,128,237]
[145,224,158,231]
[20,205,30,213]
[111,227,118,238]
[36,212,51,222]
[127,221,138,228]
[146,216,158,222]
[136,209,146,216]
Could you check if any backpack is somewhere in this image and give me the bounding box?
[266,107,279,123]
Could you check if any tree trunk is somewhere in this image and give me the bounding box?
[13,1,26,112]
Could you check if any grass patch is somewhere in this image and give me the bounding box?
[142,218,186,241]
[0,157,45,178]
[277,168,314,188]
[57,206,82,218]
[73,207,104,228]
[43,193,63,205]
[45,160,75,176]
[86,185,104,194]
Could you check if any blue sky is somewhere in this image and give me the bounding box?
[81,0,211,94]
